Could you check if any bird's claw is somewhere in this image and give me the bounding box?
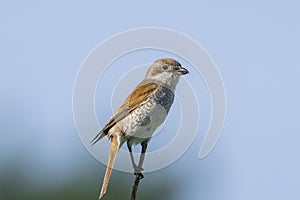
[134,172,144,179]
[133,165,144,179]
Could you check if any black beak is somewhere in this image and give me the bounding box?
[178,67,189,75]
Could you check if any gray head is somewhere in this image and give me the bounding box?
[145,58,189,89]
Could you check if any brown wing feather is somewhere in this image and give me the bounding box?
[91,81,159,144]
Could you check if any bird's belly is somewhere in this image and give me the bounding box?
[120,101,168,141]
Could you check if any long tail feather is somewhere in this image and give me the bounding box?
[99,135,120,199]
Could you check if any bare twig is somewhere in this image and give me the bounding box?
[131,142,148,200]
[131,175,142,200]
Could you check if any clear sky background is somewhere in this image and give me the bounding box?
[1,1,300,200]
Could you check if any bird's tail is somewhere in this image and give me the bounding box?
[99,135,120,199]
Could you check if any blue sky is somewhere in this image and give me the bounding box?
[1,1,300,199]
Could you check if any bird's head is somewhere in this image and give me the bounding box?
[145,58,189,89]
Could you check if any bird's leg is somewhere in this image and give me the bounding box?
[127,141,143,173]
[134,141,148,179]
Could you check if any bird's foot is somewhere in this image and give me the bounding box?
[133,165,144,179]
[134,172,144,179]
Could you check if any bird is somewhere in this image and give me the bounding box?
[91,58,189,199]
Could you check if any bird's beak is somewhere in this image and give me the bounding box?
[177,67,189,75]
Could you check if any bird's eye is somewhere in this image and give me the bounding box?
[162,65,168,71]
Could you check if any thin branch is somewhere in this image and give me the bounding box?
[131,142,147,200]
[131,175,142,200]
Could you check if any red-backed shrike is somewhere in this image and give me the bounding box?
[91,58,189,199]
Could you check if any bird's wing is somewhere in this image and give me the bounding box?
[91,81,159,144]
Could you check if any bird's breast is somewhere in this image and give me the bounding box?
[119,86,174,141]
